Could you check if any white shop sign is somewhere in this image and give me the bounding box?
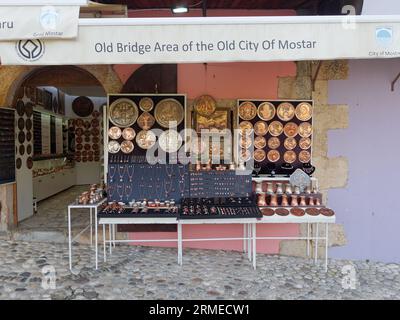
[0,5,80,40]
[0,15,400,64]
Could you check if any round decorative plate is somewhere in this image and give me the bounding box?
[239,121,253,136]
[320,208,335,217]
[84,136,91,143]
[108,126,122,140]
[76,143,83,151]
[92,137,100,144]
[276,208,289,216]
[26,118,32,131]
[240,149,251,162]
[92,144,99,151]
[159,129,183,153]
[306,208,320,216]
[139,97,154,112]
[277,102,295,121]
[121,140,134,154]
[72,96,94,117]
[26,131,32,142]
[18,118,25,130]
[290,208,305,217]
[284,150,297,164]
[238,101,257,120]
[16,100,25,117]
[267,150,280,162]
[92,110,101,118]
[18,131,25,144]
[84,121,91,129]
[269,121,284,136]
[284,137,297,150]
[299,137,312,150]
[26,157,33,170]
[91,118,99,128]
[84,144,91,151]
[82,150,88,157]
[295,102,313,121]
[194,95,217,117]
[122,127,136,141]
[91,128,100,137]
[75,119,84,127]
[257,102,276,121]
[240,135,252,149]
[254,121,268,136]
[262,208,275,216]
[76,136,83,144]
[136,130,157,150]
[254,149,266,162]
[25,102,33,117]
[299,122,313,138]
[255,136,267,149]
[154,98,184,128]
[19,145,25,156]
[16,158,22,169]
[267,137,280,149]
[75,127,83,136]
[283,122,298,137]
[109,98,139,128]
[299,150,311,163]
[108,140,121,154]
[137,111,155,130]
[27,144,32,155]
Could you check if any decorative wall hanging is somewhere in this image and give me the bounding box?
[139,97,154,112]
[193,94,217,117]
[238,101,257,120]
[154,98,184,128]
[109,98,138,127]
[72,96,94,117]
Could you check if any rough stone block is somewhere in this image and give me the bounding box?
[312,60,349,81]
[278,76,312,100]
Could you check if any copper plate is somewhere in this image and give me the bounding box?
[240,135,252,149]
[84,144,91,151]
[26,157,33,170]
[299,150,311,163]
[18,118,25,130]
[75,128,83,136]
[91,118,99,128]
[137,111,155,130]
[269,121,283,136]
[255,136,267,149]
[238,101,257,120]
[72,96,94,117]
[283,122,298,137]
[154,98,184,128]
[108,140,121,154]
[136,130,157,150]
[267,150,280,162]
[275,208,289,216]
[19,145,25,156]
[239,121,253,136]
[26,131,32,142]
[290,208,305,217]
[240,149,251,162]
[257,102,276,121]
[108,126,122,140]
[84,121,91,129]
[306,208,320,216]
[84,136,91,143]
[92,110,100,118]
[82,157,88,163]
[75,151,81,157]
[299,122,313,138]
[75,119,84,127]
[25,102,34,118]
[295,102,313,121]
[109,98,139,128]
[159,129,183,153]
[16,100,25,117]
[262,208,275,216]
[27,144,32,155]
[18,131,25,144]
[121,140,134,154]
[139,97,154,112]
[254,149,266,162]
[320,208,335,217]
[122,127,136,141]
[26,118,32,131]
[284,137,297,150]
[284,151,297,164]
[268,137,280,149]
[82,150,88,157]
[194,95,216,116]
[92,137,99,144]
[299,137,312,150]
[277,102,295,121]
[16,158,22,169]
[92,144,99,151]
[91,128,100,136]
[254,121,268,136]
[76,143,83,151]
[76,136,83,144]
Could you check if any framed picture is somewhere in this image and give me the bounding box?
[43,89,53,111]
[195,109,230,133]
[35,88,44,106]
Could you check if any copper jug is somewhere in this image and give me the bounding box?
[291,195,298,207]
[281,194,289,206]
[257,193,267,206]
[270,194,278,206]
[300,196,307,206]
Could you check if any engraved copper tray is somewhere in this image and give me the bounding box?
[254,121,268,136]
[137,111,155,130]
[122,127,136,141]
[277,102,295,121]
[109,98,139,128]
[154,98,184,128]
[139,97,154,112]
[136,130,157,150]
[295,102,313,121]
[238,101,257,120]
[257,102,276,121]
[194,95,217,117]
[121,140,134,154]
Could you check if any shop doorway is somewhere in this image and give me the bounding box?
[11,66,106,241]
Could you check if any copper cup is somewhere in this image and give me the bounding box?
[281,194,289,206]
[266,182,274,194]
[270,194,278,206]
[308,196,315,206]
[257,193,267,206]
[300,196,307,206]
[315,198,321,206]
[291,195,298,207]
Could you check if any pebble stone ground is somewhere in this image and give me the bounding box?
[0,240,399,300]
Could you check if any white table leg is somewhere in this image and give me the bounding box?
[113,224,116,247]
[95,209,98,269]
[243,224,247,253]
[247,224,252,262]
[325,223,329,272]
[315,223,319,264]
[90,208,93,247]
[103,223,106,262]
[252,223,256,270]
[68,207,72,271]
[307,222,310,257]
[109,224,112,255]
[177,222,182,266]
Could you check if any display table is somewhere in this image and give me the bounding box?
[68,198,107,271]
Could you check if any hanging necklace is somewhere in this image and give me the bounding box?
[125,184,132,200]
[127,164,135,182]
[117,184,124,201]
[164,180,173,199]
[108,165,117,183]
[118,165,126,182]
[178,165,186,197]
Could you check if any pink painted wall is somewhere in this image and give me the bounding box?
[117,9,300,254]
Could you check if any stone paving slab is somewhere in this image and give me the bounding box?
[0,240,399,300]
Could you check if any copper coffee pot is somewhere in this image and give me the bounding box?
[291,195,298,207]
[266,182,274,194]
[257,193,267,206]
[300,196,307,206]
[281,194,289,206]
[270,194,278,206]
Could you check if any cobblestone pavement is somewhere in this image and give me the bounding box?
[0,240,399,300]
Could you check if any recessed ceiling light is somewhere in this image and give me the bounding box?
[172,6,189,14]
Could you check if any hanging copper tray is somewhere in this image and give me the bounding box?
[299,137,312,150]
[137,111,155,130]
[75,128,84,136]
[295,102,313,121]
[194,95,217,116]
[84,121,91,129]
[238,101,257,121]
[108,140,121,154]
[254,149,266,162]
[82,150,88,157]
[88,156,94,162]
[76,136,83,144]
[299,150,311,163]
[154,98,184,128]
[255,136,267,149]
[299,122,312,138]
[290,208,305,217]
[75,151,81,157]
[268,137,280,150]
[122,127,136,141]
[94,150,100,156]
[92,144,99,151]
[108,126,122,140]
[92,110,101,118]
[19,145,25,156]
[16,158,22,169]
[84,136,91,143]
[275,208,289,216]
[257,102,276,121]
[27,144,32,155]
[82,157,88,163]
[262,208,275,216]
[75,119,84,127]
[159,130,183,153]
[277,102,295,121]
[18,131,25,144]
[84,144,91,151]
[72,96,94,117]
[92,136,100,144]
[239,121,253,136]
[91,128,100,136]
[283,122,298,138]
[26,157,33,170]
[254,121,268,136]
[240,149,251,162]
[269,121,283,137]
[16,100,25,117]
[25,102,34,118]
[139,97,154,112]
[26,131,32,142]
[109,98,139,128]
[91,118,99,128]
[26,118,32,131]
[121,140,134,154]
[136,130,157,150]
[267,150,280,162]
[284,137,297,150]
[17,118,25,131]
[283,151,297,164]
[240,135,252,149]
[76,143,83,151]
